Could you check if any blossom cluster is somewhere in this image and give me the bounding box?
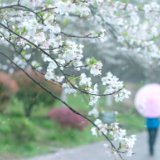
[1,0,160,63]
[62,71,129,107]
[88,108,99,118]
[102,72,131,102]
[2,0,159,158]
[91,119,136,157]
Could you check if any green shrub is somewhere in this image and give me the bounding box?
[48,107,88,131]
[9,118,36,143]
[0,121,11,135]
[32,119,54,129]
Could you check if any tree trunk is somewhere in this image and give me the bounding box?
[24,104,33,118]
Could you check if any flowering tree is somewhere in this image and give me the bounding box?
[0,71,18,112]
[1,0,160,159]
[12,70,62,118]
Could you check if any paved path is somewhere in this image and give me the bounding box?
[27,131,160,160]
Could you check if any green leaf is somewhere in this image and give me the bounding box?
[93,1,98,6]
[153,36,160,40]
[123,31,128,36]
[39,11,44,18]
[47,0,52,5]
[75,9,80,15]
[10,0,14,4]
[89,57,98,65]
[37,62,41,67]
[62,19,71,25]
[15,29,21,35]
[21,51,26,56]
[138,5,143,9]
[117,118,121,122]
[118,142,122,149]
[69,75,75,81]
[45,14,50,20]
[23,27,27,32]
[119,0,128,2]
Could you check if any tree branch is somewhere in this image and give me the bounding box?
[0,51,124,159]
[0,22,122,97]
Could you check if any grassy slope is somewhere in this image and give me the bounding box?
[0,97,104,158]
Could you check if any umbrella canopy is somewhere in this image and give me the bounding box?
[134,83,160,118]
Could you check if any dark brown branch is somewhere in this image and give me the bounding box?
[17,0,21,5]
[61,32,99,39]
[0,4,43,23]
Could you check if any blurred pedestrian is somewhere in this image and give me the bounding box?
[146,118,159,156]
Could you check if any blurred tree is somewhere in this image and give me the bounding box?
[12,70,62,118]
[0,72,18,113]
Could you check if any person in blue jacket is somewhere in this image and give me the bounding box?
[146,118,159,155]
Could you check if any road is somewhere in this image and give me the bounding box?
[27,131,160,160]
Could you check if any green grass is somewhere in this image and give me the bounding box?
[118,108,145,134]
[0,114,105,158]
[110,101,146,134]
[0,97,105,158]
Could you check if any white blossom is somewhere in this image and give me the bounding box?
[91,127,97,136]
[88,108,99,118]
[94,119,103,128]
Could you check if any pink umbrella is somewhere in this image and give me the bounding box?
[134,83,160,118]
